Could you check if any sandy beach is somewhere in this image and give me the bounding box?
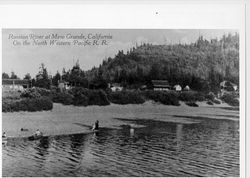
[2,101,239,138]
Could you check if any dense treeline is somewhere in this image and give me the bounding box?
[86,33,239,93]
[2,33,240,111]
[3,33,239,94]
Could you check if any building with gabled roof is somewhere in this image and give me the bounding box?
[173,84,182,92]
[152,80,171,91]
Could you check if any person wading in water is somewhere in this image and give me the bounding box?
[92,120,99,131]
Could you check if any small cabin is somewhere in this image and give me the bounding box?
[173,85,182,92]
[110,83,123,92]
[152,80,171,91]
[183,85,190,91]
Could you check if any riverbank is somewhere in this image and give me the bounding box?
[2,101,239,138]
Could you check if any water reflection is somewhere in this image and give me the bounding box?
[35,137,50,157]
[176,124,183,152]
[130,128,135,137]
[3,118,239,177]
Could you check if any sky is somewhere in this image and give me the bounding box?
[2,29,237,78]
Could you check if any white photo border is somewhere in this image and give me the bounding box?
[0,1,246,178]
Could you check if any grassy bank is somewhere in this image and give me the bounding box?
[2,87,239,112]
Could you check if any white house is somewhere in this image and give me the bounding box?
[110,83,123,92]
[173,85,182,92]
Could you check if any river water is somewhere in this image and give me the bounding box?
[2,117,239,177]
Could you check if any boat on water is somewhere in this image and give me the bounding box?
[2,132,7,143]
[2,138,7,144]
[28,134,43,141]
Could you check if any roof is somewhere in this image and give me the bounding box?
[152,80,170,88]
[2,79,29,85]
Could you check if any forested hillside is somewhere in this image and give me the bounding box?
[86,33,239,92]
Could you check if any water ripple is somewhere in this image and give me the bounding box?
[3,118,239,177]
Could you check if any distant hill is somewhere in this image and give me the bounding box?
[86,33,239,92]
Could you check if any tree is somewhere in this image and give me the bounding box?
[10,71,18,79]
[90,67,108,89]
[148,63,160,80]
[2,72,9,79]
[24,73,31,80]
[52,71,61,86]
[135,66,144,82]
[35,63,51,89]
[84,33,239,92]
[67,61,88,88]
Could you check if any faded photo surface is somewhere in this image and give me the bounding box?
[2,29,239,177]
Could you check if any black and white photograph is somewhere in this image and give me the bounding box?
[2,28,241,177]
[0,2,247,178]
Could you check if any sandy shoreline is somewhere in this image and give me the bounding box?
[2,101,239,138]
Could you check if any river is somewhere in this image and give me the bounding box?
[3,116,239,177]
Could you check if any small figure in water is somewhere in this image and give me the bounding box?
[35,129,42,136]
[92,120,99,131]
[2,132,7,138]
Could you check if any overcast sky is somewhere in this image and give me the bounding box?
[2,29,237,78]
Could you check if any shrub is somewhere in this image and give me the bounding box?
[220,93,239,106]
[206,100,214,105]
[185,102,199,107]
[108,91,145,105]
[20,87,51,99]
[69,88,88,106]
[2,97,53,112]
[205,92,216,101]
[88,90,110,106]
[20,89,41,98]
[142,90,180,106]
[73,93,88,106]
[52,91,73,105]
[69,87,110,106]
[178,91,205,102]
[2,100,12,112]
[35,87,51,97]
[2,90,21,100]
